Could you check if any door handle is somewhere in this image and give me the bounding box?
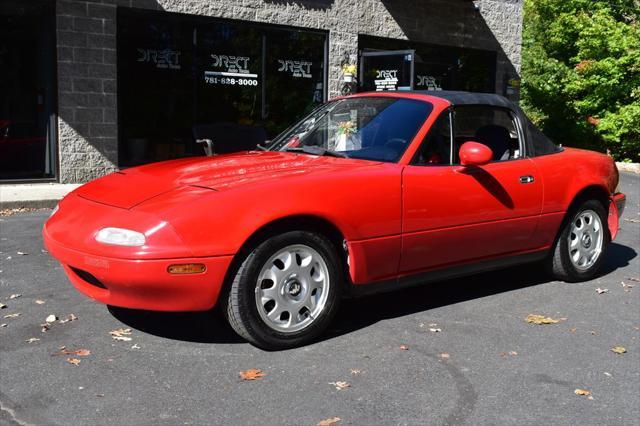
[519,175,535,184]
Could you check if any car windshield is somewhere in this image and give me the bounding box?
[269,97,433,162]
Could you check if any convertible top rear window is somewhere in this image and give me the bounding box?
[526,119,562,156]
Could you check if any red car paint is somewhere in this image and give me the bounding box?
[43,92,626,312]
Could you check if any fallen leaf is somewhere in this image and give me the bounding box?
[611,346,627,354]
[329,381,350,390]
[399,345,409,350]
[239,369,265,381]
[0,323,7,327]
[0,303,6,309]
[595,288,608,294]
[53,347,91,356]
[131,344,141,350]
[317,417,341,426]
[45,314,57,323]
[8,294,21,299]
[3,313,20,318]
[67,358,81,366]
[96,394,105,398]
[41,323,50,333]
[349,369,361,375]
[622,282,634,292]
[429,328,442,333]
[525,314,560,325]
[25,337,40,343]
[59,314,78,324]
[628,277,640,283]
[508,351,518,356]
[35,300,45,305]
[440,353,450,359]
[16,251,28,256]
[625,218,640,223]
[569,327,577,332]
[590,330,599,336]
[109,328,132,341]
[574,388,590,396]
[604,372,612,377]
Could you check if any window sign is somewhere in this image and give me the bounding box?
[137,48,181,69]
[359,50,414,92]
[277,59,313,79]
[415,75,442,90]
[204,54,259,86]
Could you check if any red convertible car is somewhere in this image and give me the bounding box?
[44,91,626,349]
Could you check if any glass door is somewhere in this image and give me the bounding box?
[0,0,57,181]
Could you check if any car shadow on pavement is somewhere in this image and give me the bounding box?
[107,242,636,345]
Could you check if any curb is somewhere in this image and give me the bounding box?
[616,162,640,174]
[0,183,81,210]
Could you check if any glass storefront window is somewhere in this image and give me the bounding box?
[358,35,496,93]
[117,9,327,167]
[0,1,57,181]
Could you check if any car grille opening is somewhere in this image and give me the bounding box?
[69,266,107,289]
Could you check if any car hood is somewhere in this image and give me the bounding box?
[75,151,377,209]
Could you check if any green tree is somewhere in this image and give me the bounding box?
[521,0,640,161]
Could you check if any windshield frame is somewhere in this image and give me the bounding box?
[268,96,433,164]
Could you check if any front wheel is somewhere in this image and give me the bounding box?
[222,231,342,350]
[547,199,610,282]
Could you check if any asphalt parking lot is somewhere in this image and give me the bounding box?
[0,172,638,426]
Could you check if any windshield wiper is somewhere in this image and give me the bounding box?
[284,146,348,158]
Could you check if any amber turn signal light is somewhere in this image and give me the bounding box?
[167,263,206,274]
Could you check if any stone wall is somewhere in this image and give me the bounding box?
[56,0,523,183]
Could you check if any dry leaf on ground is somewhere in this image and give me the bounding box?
[611,346,627,354]
[59,314,78,324]
[45,314,57,323]
[8,294,21,299]
[35,300,45,305]
[440,353,450,359]
[500,351,518,357]
[131,344,141,349]
[25,337,40,343]
[574,388,591,396]
[329,381,350,390]
[0,323,7,327]
[54,348,91,356]
[0,303,6,309]
[317,417,341,426]
[596,288,609,294]
[622,282,634,292]
[16,251,28,256]
[109,328,132,341]
[525,314,561,325]
[239,368,265,381]
[349,369,362,375]
[628,277,640,283]
[3,313,20,319]
[67,358,81,366]
[399,345,409,350]
[429,328,442,333]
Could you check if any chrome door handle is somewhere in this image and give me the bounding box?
[519,175,535,184]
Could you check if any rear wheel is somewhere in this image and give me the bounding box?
[547,199,610,282]
[222,231,342,350]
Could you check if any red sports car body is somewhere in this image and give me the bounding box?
[44,91,626,349]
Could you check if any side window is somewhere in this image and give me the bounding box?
[412,110,452,166]
[452,106,521,164]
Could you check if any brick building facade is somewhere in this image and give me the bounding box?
[1,0,523,183]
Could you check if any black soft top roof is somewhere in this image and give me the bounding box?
[414,90,515,109]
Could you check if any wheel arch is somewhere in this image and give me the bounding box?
[220,215,352,302]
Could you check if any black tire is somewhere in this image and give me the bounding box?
[547,199,610,282]
[221,231,342,350]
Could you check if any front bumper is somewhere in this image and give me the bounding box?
[44,228,233,312]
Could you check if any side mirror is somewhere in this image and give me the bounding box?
[459,141,493,167]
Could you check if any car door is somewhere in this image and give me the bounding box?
[400,106,543,274]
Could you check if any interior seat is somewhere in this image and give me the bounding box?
[474,125,511,161]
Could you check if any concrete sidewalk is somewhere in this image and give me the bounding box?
[0,183,81,209]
